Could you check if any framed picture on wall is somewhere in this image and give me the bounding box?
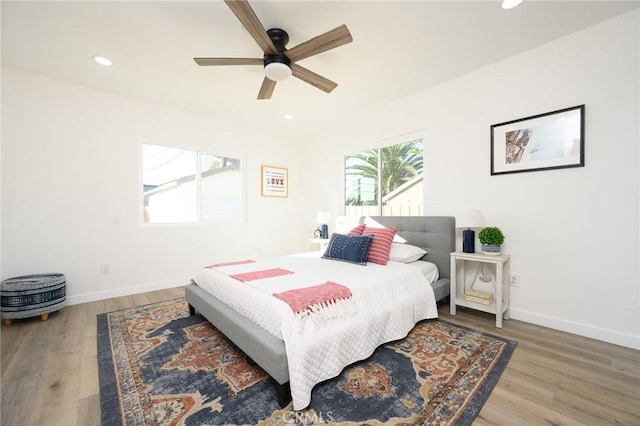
[491,104,585,175]
[261,165,288,197]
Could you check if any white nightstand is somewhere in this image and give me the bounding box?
[309,238,330,252]
[449,251,511,328]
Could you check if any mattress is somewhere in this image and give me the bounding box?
[406,259,439,283]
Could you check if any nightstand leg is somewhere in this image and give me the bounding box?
[496,263,503,328]
[450,256,457,315]
[503,260,510,320]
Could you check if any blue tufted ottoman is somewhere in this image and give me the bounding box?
[1,273,66,325]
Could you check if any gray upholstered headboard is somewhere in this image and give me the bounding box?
[365,216,456,279]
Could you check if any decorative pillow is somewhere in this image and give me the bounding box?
[389,243,427,263]
[347,224,366,236]
[361,226,398,265]
[322,233,374,265]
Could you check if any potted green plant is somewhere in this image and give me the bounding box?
[478,227,505,255]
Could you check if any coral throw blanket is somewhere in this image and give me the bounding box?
[273,281,357,330]
[230,268,294,282]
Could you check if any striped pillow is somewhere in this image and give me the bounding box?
[347,224,366,236]
[362,226,398,265]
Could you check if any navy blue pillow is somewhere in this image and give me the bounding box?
[321,233,374,265]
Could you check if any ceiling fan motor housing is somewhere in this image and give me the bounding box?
[267,28,289,52]
[264,28,291,67]
[264,53,291,68]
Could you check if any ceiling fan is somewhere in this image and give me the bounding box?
[194,0,353,100]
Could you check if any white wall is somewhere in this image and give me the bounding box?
[299,11,640,349]
[2,11,637,350]
[1,68,301,304]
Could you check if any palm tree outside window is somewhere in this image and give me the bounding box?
[345,139,423,217]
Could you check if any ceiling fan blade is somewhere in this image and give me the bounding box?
[291,64,338,93]
[257,77,276,100]
[224,0,278,55]
[194,58,263,66]
[286,25,353,62]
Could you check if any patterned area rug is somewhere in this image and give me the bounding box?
[97,298,516,425]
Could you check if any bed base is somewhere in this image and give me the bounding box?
[273,380,291,408]
[185,215,455,409]
[185,283,292,407]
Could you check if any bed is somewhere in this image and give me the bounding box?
[185,215,455,410]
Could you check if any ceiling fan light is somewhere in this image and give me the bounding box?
[264,62,292,82]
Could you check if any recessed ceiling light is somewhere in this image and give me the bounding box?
[283,113,293,120]
[501,0,523,9]
[93,55,113,66]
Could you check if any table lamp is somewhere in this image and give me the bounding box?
[316,211,331,239]
[456,209,484,253]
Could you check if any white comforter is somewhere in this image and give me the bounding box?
[192,252,439,410]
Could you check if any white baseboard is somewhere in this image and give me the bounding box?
[66,278,188,306]
[66,282,639,350]
[509,308,640,350]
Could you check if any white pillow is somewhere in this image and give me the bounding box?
[388,243,427,263]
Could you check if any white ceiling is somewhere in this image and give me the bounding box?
[2,1,638,138]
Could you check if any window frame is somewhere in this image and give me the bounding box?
[344,131,425,217]
[139,139,247,226]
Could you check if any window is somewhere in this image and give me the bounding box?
[141,143,245,224]
[345,138,423,217]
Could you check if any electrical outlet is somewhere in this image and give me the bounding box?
[100,264,111,275]
[510,273,520,287]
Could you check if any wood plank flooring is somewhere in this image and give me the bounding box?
[1,286,638,425]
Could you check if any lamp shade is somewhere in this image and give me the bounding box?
[264,62,292,82]
[455,209,484,229]
[316,211,331,224]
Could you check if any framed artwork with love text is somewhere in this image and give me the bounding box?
[261,165,288,197]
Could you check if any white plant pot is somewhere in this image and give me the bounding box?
[481,244,501,256]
